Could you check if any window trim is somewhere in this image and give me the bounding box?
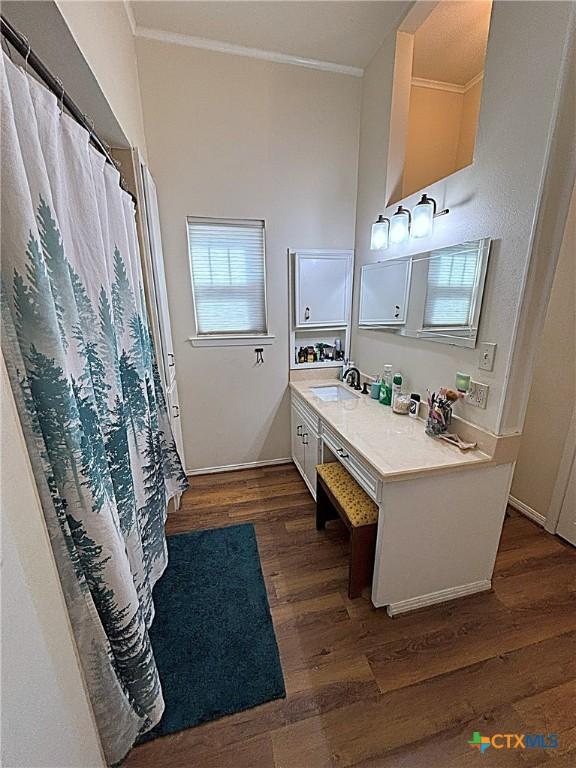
[187,334,275,348]
[186,216,270,341]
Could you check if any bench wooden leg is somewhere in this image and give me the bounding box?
[316,478,338,531]
[348,524,377,599]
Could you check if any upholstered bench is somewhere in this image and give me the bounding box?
[316,462,378,599]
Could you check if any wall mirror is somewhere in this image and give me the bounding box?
[387,1,493,204]
[358,238,491,348]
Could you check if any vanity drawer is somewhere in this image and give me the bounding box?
[322,425,380,502]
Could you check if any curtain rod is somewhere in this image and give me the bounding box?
[1,14,135,199]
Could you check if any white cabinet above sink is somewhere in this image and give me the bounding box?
[294,251,353,328]
[289,249,354,372]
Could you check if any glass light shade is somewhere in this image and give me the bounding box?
[411,199,434,238]
[390,209,410,244]
[370,216,389,250]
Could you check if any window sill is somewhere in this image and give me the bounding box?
[188,334,276,348]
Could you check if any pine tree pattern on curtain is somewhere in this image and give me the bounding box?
[1,52,188,763]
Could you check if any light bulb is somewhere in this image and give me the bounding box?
[370,216,389,250]
[411,195,435,238]
[390,207,410,244]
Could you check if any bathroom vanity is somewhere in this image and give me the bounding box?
[290,379,518,616]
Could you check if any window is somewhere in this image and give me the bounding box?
[423,244,481,329]
[187,218,268,337]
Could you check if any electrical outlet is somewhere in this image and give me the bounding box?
[464,380,489,409]
[479,342,496,372]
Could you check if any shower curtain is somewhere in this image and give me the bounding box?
[1,52,188,763]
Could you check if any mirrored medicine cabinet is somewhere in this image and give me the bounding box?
[358,238,491,348]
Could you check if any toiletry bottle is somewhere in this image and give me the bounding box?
[392,372,403,408]
[334,338,342,360]
[409,393,421,418]
[379,364,393,406]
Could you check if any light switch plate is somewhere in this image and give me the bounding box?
[479,342,496,372]
[465,380,489,409]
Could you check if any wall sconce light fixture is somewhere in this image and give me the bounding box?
[390,206,411,244]
[370,215,390,250]
[411,194,450,239]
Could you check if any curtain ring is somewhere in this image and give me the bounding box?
[55,77,65,115]
[23,36,31,74]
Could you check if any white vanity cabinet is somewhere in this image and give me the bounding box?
[359,258,411,326]
[289,382,516,618]
[294,251,353,328]
[291,395,320,498]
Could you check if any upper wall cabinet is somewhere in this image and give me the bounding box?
[359,259,412,327]
[294,251,353,327]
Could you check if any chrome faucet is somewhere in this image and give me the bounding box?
[344,367,361,391]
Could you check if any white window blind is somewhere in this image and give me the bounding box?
[187,218,267,336]
[423,244,480,328]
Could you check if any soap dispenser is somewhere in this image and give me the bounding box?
[379,364,393,405]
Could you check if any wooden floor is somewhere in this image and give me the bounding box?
[125,463,576,768]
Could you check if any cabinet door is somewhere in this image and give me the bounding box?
[303,428,319,497]
[295,252,352,327]
[359,259,412,326]
[291,403,305,476]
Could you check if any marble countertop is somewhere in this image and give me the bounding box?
[290,379,493,481]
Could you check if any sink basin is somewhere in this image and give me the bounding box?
[310,385,359,402]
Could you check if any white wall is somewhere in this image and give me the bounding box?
[403,85,464,198]
[510,185,575,519]
[1,359,105,768]
[57,0,147,154]
[136,39,361,471]
[352,1,575,435]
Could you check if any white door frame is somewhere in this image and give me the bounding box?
[545,407,576,534]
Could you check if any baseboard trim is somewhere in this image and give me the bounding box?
[186,458,292,476]
[386,579,492,617]
[508,495,547,527]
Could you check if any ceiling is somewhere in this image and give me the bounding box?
[130,1,412,69]
[412,0,493,85]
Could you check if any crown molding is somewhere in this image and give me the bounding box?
[135,26,364,78]
[411,71,484,94]
[122,0,136,36]
[411,76,464,93]
[464,71,484,92]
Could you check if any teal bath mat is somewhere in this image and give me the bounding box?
[142,524,285,741]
